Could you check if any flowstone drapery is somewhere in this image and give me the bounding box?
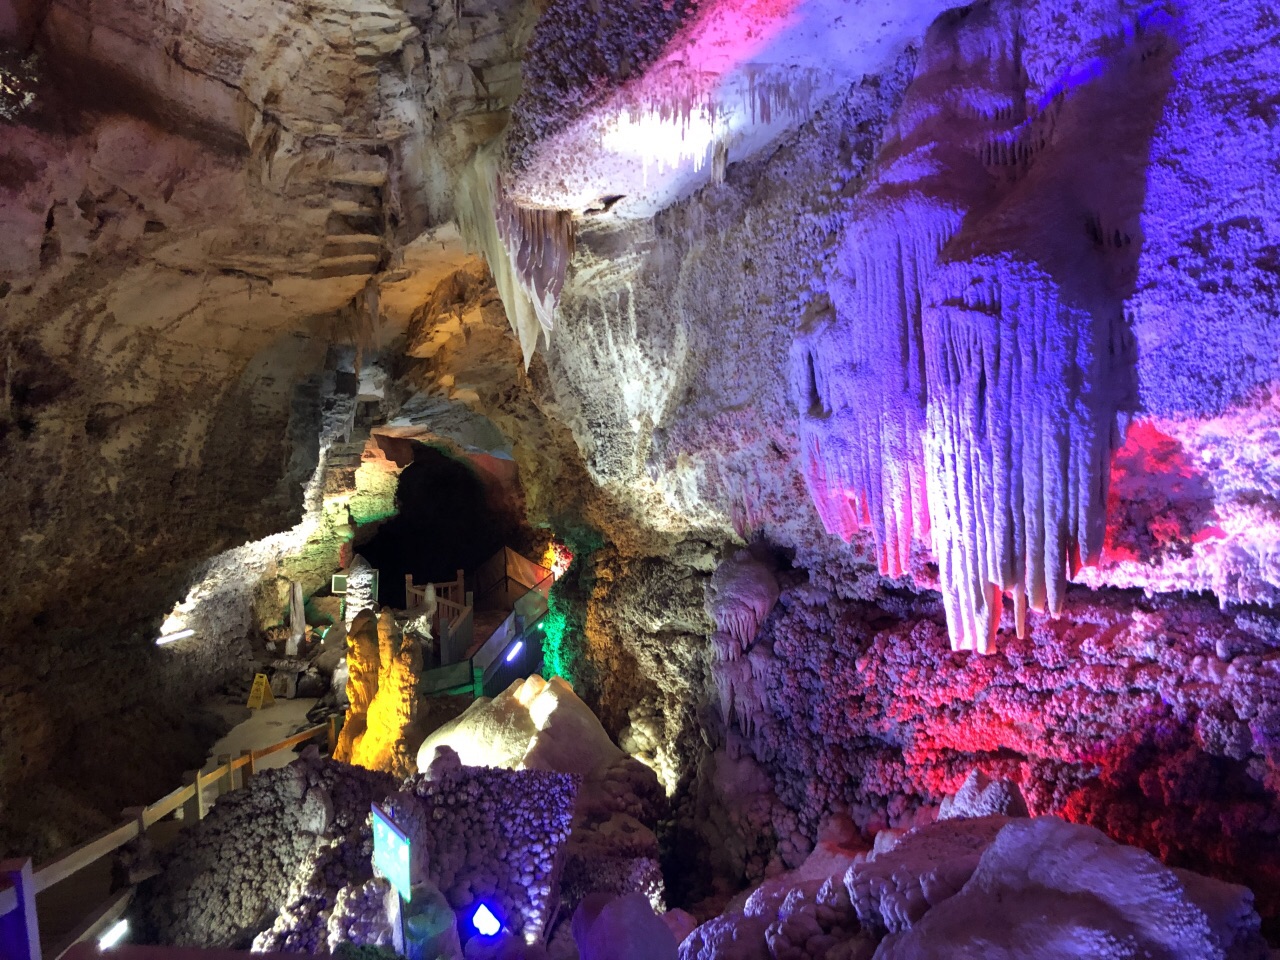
[795,0,1165,652]
[924,258,1126,652]
[457,150,576,367]
[793,3,1024,583]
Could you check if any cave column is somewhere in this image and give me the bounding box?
[287,581,305,657]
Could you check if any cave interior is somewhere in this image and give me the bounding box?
[5,0,1280,956]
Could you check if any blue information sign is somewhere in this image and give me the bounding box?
[371,804,412,902]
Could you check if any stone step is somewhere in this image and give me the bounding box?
[351,14,407,36]
[312,254,380,279]
[324,233,383,254]
[331,170,388,188]
[331,199,381,219]
[355,28,418,60]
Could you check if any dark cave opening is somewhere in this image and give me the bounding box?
[356,443,516,609]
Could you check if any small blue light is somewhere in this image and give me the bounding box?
[473,903,501,937]
[505,641,523,663]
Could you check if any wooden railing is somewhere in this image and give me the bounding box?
[405,569,465,612]
[0,719,338,960]
[418,547,555,701]
[405,570,475,664]
[474,547,554,612]
[435,597,474,665]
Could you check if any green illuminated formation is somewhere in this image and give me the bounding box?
[540,590,574,683]
[538,527,601,686]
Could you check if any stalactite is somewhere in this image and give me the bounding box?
[456,149,575,367]
[790,2,1163,656]
[712,657,761,740]
[923,257,1127,653]
[792,2,1029,580]
[493,190,576,323]
[794,199,964,577]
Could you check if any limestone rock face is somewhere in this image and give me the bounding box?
[678,815,1270,960]
[9,0,1280,945]
[0,0,530,848]
[572,892,679,960]
[875,817,1267,960]
[937,771,1029,822]
[136,753,396,947]
[385,762,580,943]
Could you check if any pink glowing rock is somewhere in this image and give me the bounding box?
[937,770,1028,821]
[706,550,780,652]
[875,817,1266,960]
[572,892,679,960]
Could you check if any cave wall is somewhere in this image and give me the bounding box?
[0,0,547,854]
[0,115,343,854]
[470,0,1280,911]
[735,577,1280,931]
[530,0,1280,618]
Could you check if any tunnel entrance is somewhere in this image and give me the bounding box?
[356,443,517,609]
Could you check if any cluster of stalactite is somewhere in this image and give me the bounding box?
[493,187,576,330]
[457,149,576,367]
[794,0,1165,652]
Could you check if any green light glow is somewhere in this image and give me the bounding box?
[537,526,602,687]
[540,592,573,683]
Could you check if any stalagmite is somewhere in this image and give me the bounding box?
[335,610,423,777]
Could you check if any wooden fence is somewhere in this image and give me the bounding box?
[0,719,337,960]
[419,548,555,700]
[405,570,474,664]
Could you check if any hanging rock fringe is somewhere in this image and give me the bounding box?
[456,149,575,367]
[924,257,1124,653]
[494,189,575,327]
[794,198,963,577]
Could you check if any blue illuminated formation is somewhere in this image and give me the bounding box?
[371,804,412,902]
[472,903,502,937]
[505,640,523,663]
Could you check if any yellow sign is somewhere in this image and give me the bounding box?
[247,673,275,710]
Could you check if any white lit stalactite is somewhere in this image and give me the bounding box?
[792,2,1028,580]
[794,199,963,576]
[493,188,575,339]
[705,551,779,734]
[923,258,1129,653]
[914,4,1159,652]
[791,3,1160,651]
[456,150,575,368]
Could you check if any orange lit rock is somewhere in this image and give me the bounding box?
[334,609,423,778]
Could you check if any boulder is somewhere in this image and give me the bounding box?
[416,674,624,777]
[573,892,679,960]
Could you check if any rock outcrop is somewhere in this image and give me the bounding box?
[681,815,1269,960]
[334,609,424,778]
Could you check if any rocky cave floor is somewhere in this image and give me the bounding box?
[124,633,1280,960]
